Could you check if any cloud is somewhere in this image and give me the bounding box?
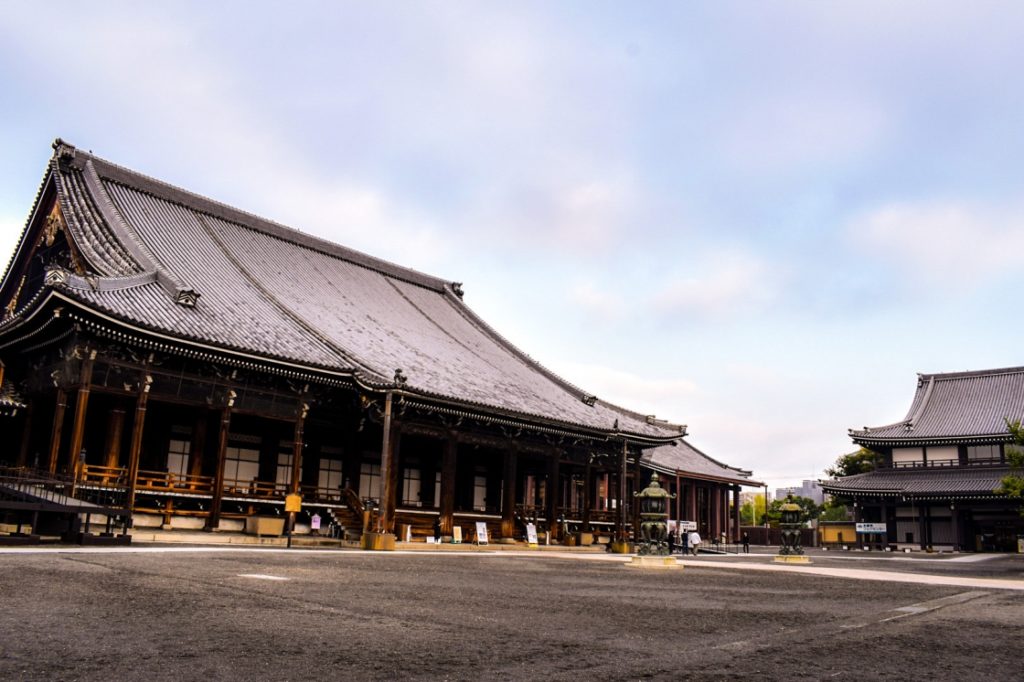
[846,199,1024,285]
[0,5,453,273]
[653,250,782,317]
[555,360,698,423]
[719,93,889,175]
[567,280,628,320]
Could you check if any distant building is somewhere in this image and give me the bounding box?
[775,480,824,505]
[822,367,1024,552]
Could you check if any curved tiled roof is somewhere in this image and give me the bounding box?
[820,466,1014,498]
[2,141,687,441]
[850,367,1024,444]
[643,439,759,486]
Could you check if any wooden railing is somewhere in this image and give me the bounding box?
[890,456,1002,469]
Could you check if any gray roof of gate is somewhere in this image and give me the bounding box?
[820,466,1011,496]
[850,366,1024,442]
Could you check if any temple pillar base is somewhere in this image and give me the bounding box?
[361,531,396,551]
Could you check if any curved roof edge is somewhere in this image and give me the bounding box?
[59,141,453,294]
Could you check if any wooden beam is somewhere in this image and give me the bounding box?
[440,434,457,535]
[125,375,152,517]
[545,450,558,540]
[205,391,236,530]
[16,403,33,467]
[103,408,126,468]
[616,441,627,542]
[47,388,68,473]
[291,402,309,495]
[377,391,396,534]
[580,462,592,533]
[67,349,97,479]
[501,445,517,539]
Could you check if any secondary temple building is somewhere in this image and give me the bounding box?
[822,367,1024,552]
[0,140,759,545]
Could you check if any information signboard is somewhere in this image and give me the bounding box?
[475,521,489,545]
[855,522,887,534]
[525,523,538,546]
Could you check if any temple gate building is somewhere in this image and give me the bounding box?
[0,140,758,544]
[822,366,1024,552]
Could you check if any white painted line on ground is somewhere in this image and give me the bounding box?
[237,574,290,581]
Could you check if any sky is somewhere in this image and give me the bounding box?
[3,2,1024,493]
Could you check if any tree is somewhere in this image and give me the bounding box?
[998,419,1024,507]
[819,498,851,522]
[825,447,882,478]
[740,495,767,525]
[763,495,822,526]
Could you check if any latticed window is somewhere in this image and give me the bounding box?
[359,462,381,500]
[166,438,191,480]
[224,447,260,489]
[402,467,421,506]
[319,458,343,499]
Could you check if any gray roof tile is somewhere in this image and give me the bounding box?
[851,367,1024,443]
[14,143,690,440]
[820,466,1013,497]
[643,439,759,485]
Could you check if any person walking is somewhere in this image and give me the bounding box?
[688,530,701,556]
[741,531,750,554]
[433,516,443,543]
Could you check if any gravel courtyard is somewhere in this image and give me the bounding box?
[1,548,1021,681]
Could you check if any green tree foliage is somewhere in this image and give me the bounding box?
[740,495,767,525]
[825,447,882,478]
[819,499,851,522]
[998,419,1024,507]
[763,495,823,526]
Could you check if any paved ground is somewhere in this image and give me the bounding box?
[1,546,1021,681]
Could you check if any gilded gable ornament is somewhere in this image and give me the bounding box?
[3,276,26,320]
[41,202,66,247]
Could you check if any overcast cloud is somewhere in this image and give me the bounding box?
[3,1,1024,490]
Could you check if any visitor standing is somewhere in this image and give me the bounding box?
[688,530,701,556]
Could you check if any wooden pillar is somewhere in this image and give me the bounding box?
[545,451,559,539]
[205,392,235,530]
[47,388,68,473]
[501,445,518,538]
[384,429,401,531]
[103,408,126,469]
[688,482,698,523]
[188,412,207,481]
[291,403,309,495]
[581,460,592,532]
[125,375,152,517]
[712,487,722,537]
[67,349,97,479]
[440,434,457,535]
[675,475,682,522]
[733,487,741,541]
[16,403,33,467]
[377,391,396,534]
[616,441,627,542]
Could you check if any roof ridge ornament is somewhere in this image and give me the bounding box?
[451,282,464,299]
[52,138,76,171]
[393,368,408,387]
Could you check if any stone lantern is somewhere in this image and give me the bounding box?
[774,494,811,564]
[633,472,675,556]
